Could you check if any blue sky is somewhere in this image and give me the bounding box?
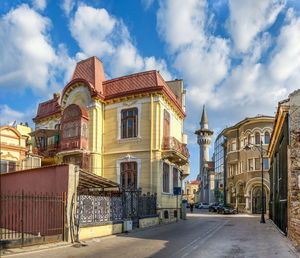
[1,0,300,181]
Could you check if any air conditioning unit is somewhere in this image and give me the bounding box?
[123,220,133,232]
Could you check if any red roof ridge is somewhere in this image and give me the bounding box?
[76,56,103,65]
[103,70,157,85]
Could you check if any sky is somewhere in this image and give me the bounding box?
[1,0,300,180]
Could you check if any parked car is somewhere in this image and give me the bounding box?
[208,202,220,212]
[217,204,237,214]
[198,202,210,209]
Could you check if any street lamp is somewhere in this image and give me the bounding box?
[244,140,267,224]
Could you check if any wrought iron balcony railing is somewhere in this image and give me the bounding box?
[162,136,190,159]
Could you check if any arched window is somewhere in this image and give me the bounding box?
[120,162,137,189]
[265,132,270,144]
[248,134,251,144]
[255,132,260,145]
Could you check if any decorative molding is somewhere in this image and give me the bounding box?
[1,152,19,160]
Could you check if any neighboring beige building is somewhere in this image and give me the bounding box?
[183,180,200,204]
[0,125,41,173]
[223,115,274,213]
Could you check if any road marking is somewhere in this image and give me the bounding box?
[172,219,229,258]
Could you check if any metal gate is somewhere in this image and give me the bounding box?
[122,188,140,228]
[0,191,66,248]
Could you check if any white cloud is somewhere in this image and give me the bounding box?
[141,0,155,10]
[0,105,29,126]
[70,4,171,80]
[31,0,47,11]
[157,0,230,105]
[269,8,300,82]
[157,0,206,52]
[156,0,300,137]
[70,5,116,57]
[227,0,286,53]
[61,0,75,15]
[0,4,75,94]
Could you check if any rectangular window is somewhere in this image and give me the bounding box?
[8,161,16,172]
[120,162,137,188]
[173,167,179,188]
[121,108,138,139]
[248,159,253,171]
[0,160,16,173]
[163,163,170,193]
[0,160,8,173]
[263,158,269,170]
[255,158,261,170]
[231,141,236,151]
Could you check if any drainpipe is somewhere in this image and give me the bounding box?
[150,94,153,193]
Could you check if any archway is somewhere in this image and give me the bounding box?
[251,186,266,214]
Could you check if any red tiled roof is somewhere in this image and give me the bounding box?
[103,70,161,96]
[72,56,106,94]
[34,57,186,122]
[33,94,61,122]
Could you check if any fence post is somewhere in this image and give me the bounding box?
[62,192,66,241]
[21,190,24,247]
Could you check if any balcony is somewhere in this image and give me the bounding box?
[30,129,60,158]
[162,136,190,166]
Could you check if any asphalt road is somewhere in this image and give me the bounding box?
[4,210,299,258]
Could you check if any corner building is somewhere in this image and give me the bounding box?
[268,90,300,248]
[223,116,274,213]
[31,57,190,222]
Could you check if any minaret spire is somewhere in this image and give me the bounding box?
[195,104,214,203]
[200,105,208,129]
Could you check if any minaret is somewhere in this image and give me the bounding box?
[195,105,214,185]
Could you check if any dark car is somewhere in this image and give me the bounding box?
[208,203,220,212]
[217,204,237,214]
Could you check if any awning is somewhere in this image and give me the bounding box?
[78,170,119,190]
[29,129,59,137]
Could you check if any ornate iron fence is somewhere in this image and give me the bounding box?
[77,189,157,227]
[77,191,122,226]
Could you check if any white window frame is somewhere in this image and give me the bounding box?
[117,103,141,141]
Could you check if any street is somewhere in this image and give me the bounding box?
[5,210,299,258]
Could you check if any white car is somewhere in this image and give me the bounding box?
[199,202,210,209]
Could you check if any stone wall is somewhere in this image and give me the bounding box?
[287,91,300,249]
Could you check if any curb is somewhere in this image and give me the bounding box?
[0,242,72,257]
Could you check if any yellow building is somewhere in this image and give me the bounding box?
[0,125,41,173]
[31,56,190,221]
[183,180,200,204]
